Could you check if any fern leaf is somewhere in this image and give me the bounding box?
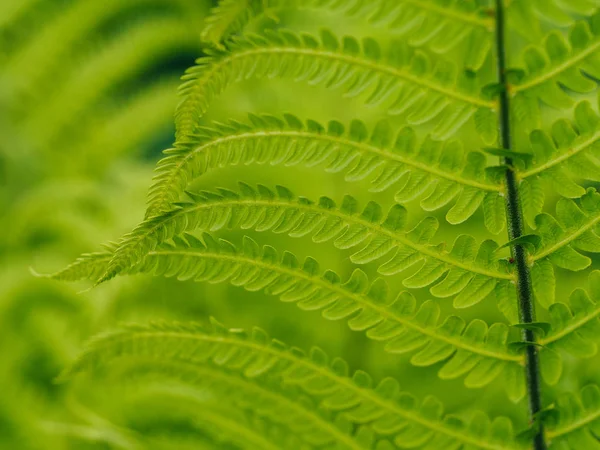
[506,0,599,43]
[37,248,116,282]
[62,319,519,450]
[510,14,600,130]
[517,100,600,223]
[530,189,600,303]
[201,0,494,70]
[109,233,521,396]
[99,185,515,311]
[545,384,600,449]
[201,0,262,48]
[47,232,523,393]
[537,271,600,384]
[146,114,503,222]
[175,29,495,143]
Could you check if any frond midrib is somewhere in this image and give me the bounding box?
[196,47,495,108]
[162,130,503,199]
[131,198,513,281]
[92,330,515,450]
[511,40,600,93]
[518,129,600,180]
[146,247,521,363]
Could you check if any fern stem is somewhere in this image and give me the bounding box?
[494,1,547,449]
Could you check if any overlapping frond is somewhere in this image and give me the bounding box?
[147,114,504,222]
[545,384,600,449]
[510,13,600,131]
[62,320,520,450]
[529,189,600,307]
[176,29,495,143]
[53,232,523,395]
[518,100,600,226]
[95,185,515,312]
[201,0,494,70]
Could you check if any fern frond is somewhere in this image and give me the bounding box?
[147,114,504,222]
[535,271,600,384]
[510,13,600,130]
[518,99,600,226]
[201,0,494,70]
[62,320,519,450]
[201,0,263,48]
[46,232,523,394]
[545,384,600,449]
[175,29,496,143]
[100,185,515,307]
[37,251,115,283]
[129,234,521,394]
[529,188,600,307]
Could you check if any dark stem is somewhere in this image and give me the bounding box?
[494,1,547,449]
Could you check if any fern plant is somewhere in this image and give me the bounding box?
[44,0,600,449]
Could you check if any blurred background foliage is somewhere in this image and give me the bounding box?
[1,0,598,449]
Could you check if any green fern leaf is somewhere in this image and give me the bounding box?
[537,271,600,385]
[61,319,520,450]
[146,114,503,222]
[545,384,600,449]
[201,0,262,49]
[138,234,522,395]
[175,29,495,143]
[36,242,118,282]
[510,13,600,130]
[97,185,515,310]
[517,100,600,224]
[530,189,600,300]
[47,232,523,395]
[201,0,494,70]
